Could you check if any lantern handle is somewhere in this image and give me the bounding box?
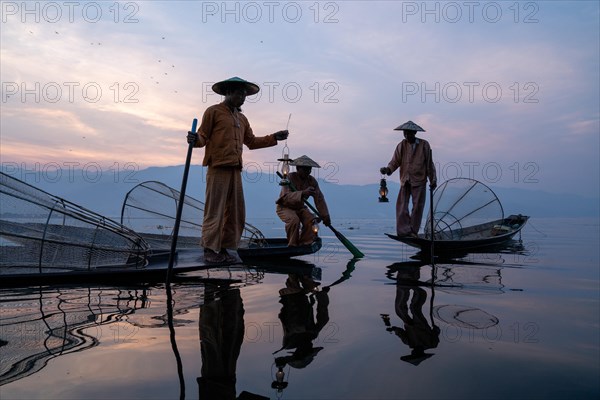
[282,113,291,151]
[282,143,289,158]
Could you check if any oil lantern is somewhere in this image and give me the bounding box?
[278,148,291,186]
[379,177,389,202]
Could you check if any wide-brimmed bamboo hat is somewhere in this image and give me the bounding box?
[394,120,426,132]
[212,77,260,96]
[291,155,321,168]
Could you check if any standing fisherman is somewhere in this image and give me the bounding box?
[380,121,437,237]
[187,77,289,263]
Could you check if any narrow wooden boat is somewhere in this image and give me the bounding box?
[237,237,322,261]
[0,248,247,286]
[1,177,322,285]
[0,244,323,287]
[386,178,529,256]
[140,235,323,262]
[387,214,529,255]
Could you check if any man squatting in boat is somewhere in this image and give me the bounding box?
[276,155,332,246]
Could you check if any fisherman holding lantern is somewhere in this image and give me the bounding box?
[187,77,289,263]
[380,121,437,238]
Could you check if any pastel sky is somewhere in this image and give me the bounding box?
[1,1,599,197]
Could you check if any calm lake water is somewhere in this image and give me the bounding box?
[1,217,598,400]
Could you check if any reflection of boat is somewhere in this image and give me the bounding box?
[386,258,510,294]
[381,260,501,366]
[247,258,322,280]
[386,178,529,255]
[0,279,250,386]
[121,181,322,260]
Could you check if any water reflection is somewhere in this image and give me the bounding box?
[198,285,260,400]
[383,259,503,366]
[389,252,519,294]
[411,238,529,262]
[271,259,357,397]
[1,285,150,385]
[272,274,329,389]
[0,267,260,388]
[192,261,327,400]
[381,262,440,365]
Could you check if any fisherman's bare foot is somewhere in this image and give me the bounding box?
[204,249,227,264]
[219,249,238,263]
[398,232,418,238]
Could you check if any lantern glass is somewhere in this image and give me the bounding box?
[278,153,291,186]
[282,162,290,178]
[378,178,389,202]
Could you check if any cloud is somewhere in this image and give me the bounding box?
[568,118,600,137]
[1,1,598,198]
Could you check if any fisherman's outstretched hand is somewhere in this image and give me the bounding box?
[322,214,331,227]
[274,130,289,141]
[380,167,391,175]
[187,131,198,144]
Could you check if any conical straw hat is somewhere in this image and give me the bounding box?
[394,120,426,132]
[291,155,320,168]
[212,77,260,95]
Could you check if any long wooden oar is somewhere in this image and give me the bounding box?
[167,118,198,281]
[277,171,364,258]
[427,148,435,265]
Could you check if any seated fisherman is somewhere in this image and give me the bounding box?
[276,155,331,246]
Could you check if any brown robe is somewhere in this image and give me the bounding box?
[276,172,329,246]
[193,102,277,251]
[386,138,437,236]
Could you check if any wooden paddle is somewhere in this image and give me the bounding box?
[276,171,364,258]
[167,118,198,281]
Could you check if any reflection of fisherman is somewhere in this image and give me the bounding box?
[198,287,267,400]
[276,155,331,246]
[381,265,440,366]
[272,274,330,391]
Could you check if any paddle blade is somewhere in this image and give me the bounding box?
[329,226,364,258]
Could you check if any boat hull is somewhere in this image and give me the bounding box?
[0,238,323,286]
[387,215,529,255]
[237,237,322,260]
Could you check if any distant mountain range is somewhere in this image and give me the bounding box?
[2,165,598,222]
